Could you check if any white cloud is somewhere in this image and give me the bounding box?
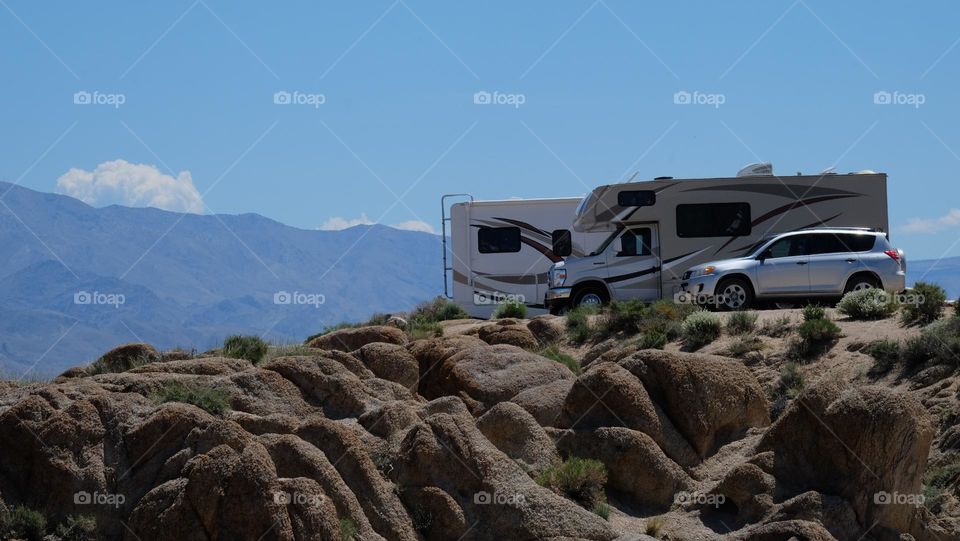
[392,220,436,234]
[57,159,203,214]
[319,215,437,234]
[902,209,960,234]
[319,214,374,230]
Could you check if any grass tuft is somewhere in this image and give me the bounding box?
[222,335,268,364]
[151,381,230,415]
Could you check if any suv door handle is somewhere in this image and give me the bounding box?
[845,258,857,263]
[796,261,808,265]
[592,262,604,265]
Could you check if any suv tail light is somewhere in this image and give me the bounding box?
[884,250,901,264]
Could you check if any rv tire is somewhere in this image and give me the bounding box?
[572,285,608,308]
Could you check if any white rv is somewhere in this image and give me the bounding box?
[442,195,608,318]
[545,165,889,311]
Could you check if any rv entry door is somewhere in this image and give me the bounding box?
[606,226,661,302]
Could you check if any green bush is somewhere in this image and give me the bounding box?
[779,362,805,399]
[595,300,648,336]
[837,289,898,320]
[797,318,841,342]
[595,300,694,341]
[408,321,443,340]
[566,306,598,344]
[152,381,230,415]
[801,304,826,322]
[339,518,358,540]
[222,335,268,363]
[726,311,758,335]
[902,282,947,325]
[865,340,900,373]
[492,300,527,319]
[725,335,763,357]
[639,330,668,350]
[54,515,97,541]
[539,344,580,374]
[923,454,960,514]
[903,317,960,368]
[758,315,792,337]
[0,505,47,541]
[409,297,469,324]
[681,310,722,350]
[537,457,608,508]
[592,501,611,520]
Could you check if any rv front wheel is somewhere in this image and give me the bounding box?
[716,277,754,311]
[572,285,608,308]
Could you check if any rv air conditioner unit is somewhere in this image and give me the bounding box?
[736,162,773,177]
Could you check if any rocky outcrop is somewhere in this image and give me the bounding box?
[526,315,565,345]
[355,342,420,390]
[93,342,161,372]
[306,325,407,352]
[758,381,935,539]
[477,319,539,350]
[477,402,560,475]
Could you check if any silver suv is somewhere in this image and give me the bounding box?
[679,228,906,310]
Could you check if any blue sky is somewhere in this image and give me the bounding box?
[1,0,959,258]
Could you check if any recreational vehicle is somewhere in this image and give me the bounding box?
[441,195,608,318]
[545,165,889,312]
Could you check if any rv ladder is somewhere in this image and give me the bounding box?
[441,194,474,299]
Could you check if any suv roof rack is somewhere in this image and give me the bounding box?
[796,226,884,233]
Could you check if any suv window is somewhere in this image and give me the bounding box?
[478,227,521,253]
[810,233,877,255]
[765,234,812,258]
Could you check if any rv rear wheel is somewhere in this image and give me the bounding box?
[716,277,753,311]
[572,285,608,308]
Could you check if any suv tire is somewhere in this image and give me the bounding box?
[716,277,754,311]
[844,273,880,294]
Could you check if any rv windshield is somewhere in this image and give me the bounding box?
[575,193,592,218]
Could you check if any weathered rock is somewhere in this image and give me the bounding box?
[557,362,699,468]
[356,342,420,390]
[129,357,250,375]
[509,379,573,427]
[92,342,160,373]
[723,519,838,541]
[399,486,467,541]
[477,402,560,475]
[555,427,693,510]
[396,411,618,541]
[478,320,539,350]
[709,463,775,522]
[306,325,407,352]
[621,349,770,457]
[582,339,640,369]
[526,315,565,345]
[758,381,935,538]
[428,344,574,412]
[54,365,89,381]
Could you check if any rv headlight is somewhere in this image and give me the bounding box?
[551,268,567,287]
[692,266,716,278]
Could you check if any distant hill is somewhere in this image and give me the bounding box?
[908,256,960,300]
[0,182,441,376]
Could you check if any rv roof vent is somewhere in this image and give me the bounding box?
[737,162,773,177]
[654,176,673,180]
[819,166,837,175]
[856,169,877,175]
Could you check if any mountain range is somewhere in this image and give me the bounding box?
[0,181,441,377]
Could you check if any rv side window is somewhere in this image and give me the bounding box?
[551,229,572,257]
[676,203,751,238]
[617,228,652,257]
[477,227,521,253]
[618,190,656,207]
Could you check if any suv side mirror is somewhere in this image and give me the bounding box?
[757,249,772,261]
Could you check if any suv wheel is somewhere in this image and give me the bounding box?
[716,277,754,311]
[572,285,607,308]
[844,274,880,294]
